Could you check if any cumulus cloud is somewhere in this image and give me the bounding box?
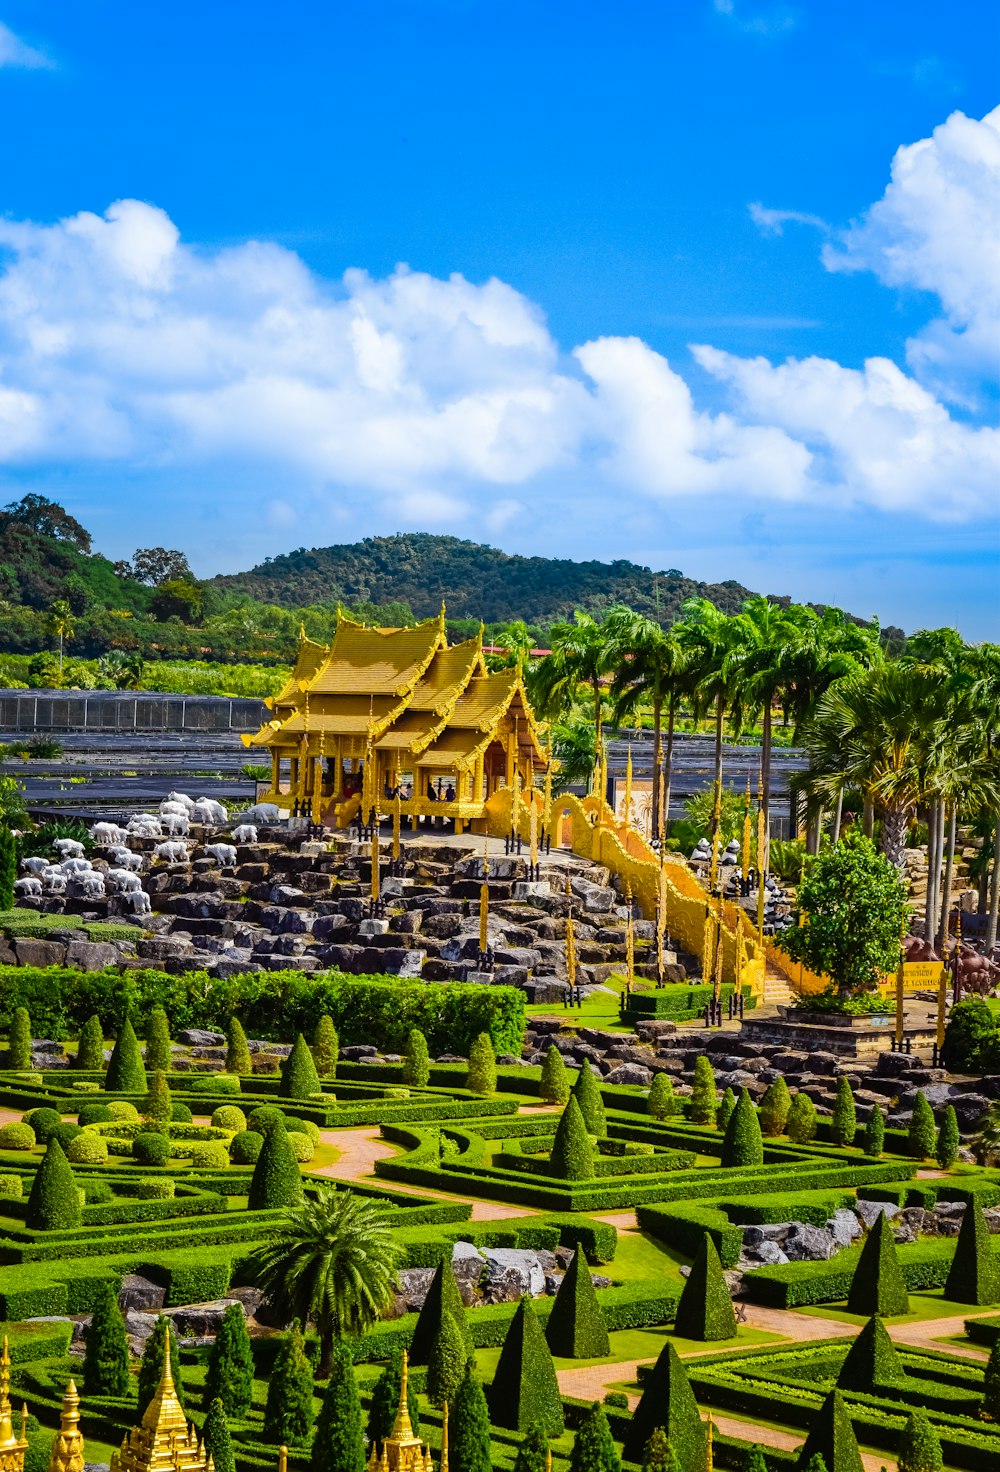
[0,20,51,68]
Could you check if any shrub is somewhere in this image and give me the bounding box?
[715,1086,736,1134]
[401,1027,431,1088]
[427,1309,466,1408]
[689,1057,717,1126]
[145,1007,172,1072]
[142,1069,172,1124]
[25,1107,62,1142]
[487,1296,564,1435]
[82,1280,129,1397]
[212,1106,247,1132]
[66,1130,108,1164]
[280,1033,322,1100]
[982,1335,1000,1421]
[410,1259,472,1363]
[138,1316,185,1417]
[78,1104,113,1127]
[623,1341,704,1466]
[248,1106,287,1134]
[0,1174,21,1199]
[208,1073,243,1096]
[51,1123,81,1151]
[134,1178,175,1200]
[367,1353,420,1447]
[248,1121,303,1210]
[758,1077,791,1136]
[191,1142,231,1169]
[0,1122,34,1149]
[263,1321,314,1447]
[467,1034,497,1097]
[0,828,15,913]
[106,1017,147,1093]
[202,1398,235,1472]
[312,1338,364,1472]
[106,1100,140,1122]
[205,1303,254,1415]
[512,1426,548,1472]
[312,1015,339,1080]
[568,1402,621,1472]
[647,1072,674,1121]
[846,1212,909,1316]
[640,1428,679,1472]
[798,1388,863,1472]
[229,1131,263,1165]
[287,1132,316,1163]
[573,1060,607,1136]
[226,1016,252,1076]
[451,1357,491,1472]
[896,1409,943,1472]
[8,1006,31,1070]
[830,1077,857,1147]
[836,1313,903,1390]
[545,1247,610,1358]
[942,997,998,1073]
[787,1092,818,1144]
[549,1097,595,1181]
[26,1138,81,1230]
[76,1014,105,1070]
[908,1091,937,1161]
[673,1233,737,1341]
[936,1105,959,1169]
[721,1089,763,1168]
[943,1199,1000,1305]
[863,1105,885,1158]
[133,1132,171,1167]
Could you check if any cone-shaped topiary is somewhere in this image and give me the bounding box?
[410,1258,473,1363]
[943,1199,1000,1305]
[26,1137,81,1230]
[863,1105,885,1158]
[830,1077,857,1147]
[367,1354,420,1446]
[204,1303,255,1415]
[802,1459,830,1472]
[745,1451,770,1472]
[248,1120,304,1210]
[8,1007,31,1071]
[106,1018,147,1094]
[142,1069,172,1124]
[549,1096,595,1181]
[452,1358,491,1472]
[0,827,15,912]
[263,1322,314,1446]
[226,1017,252,1076]
[981,1335,1000,1420]
[758,1076,791,1136]
[721,1088,763,1168]
[311,1015,338,1079]
[689,1057,717,1126]
[896,1408,943,1472]
[280,1034,322,1099]
[545,1248,610,1358]
[540,1044,570,1105]
[936,1105,959,1168]
[512,1426,548,1472]
[846,1211,909,1317]
[311,1337,364,1472]
[716,1087,736,1133]
[402,1028,430,1088]
[573,1060,607,1136]
[623,1341,705,1466]
[203,1399,235,1472]
[76,1014,104,1071]
[467,1033,497,1096]
[568,1401,621,1472]
[82,1280,129,1397]
[787,1092,818,1143]
[647,1072,674,1121]
[145,1008,171,1073]
[427,1309,466,1409]
[908,1091,937,1160]
[797,1388,863,1472]
[673,1232,737,1341]
[836,1315,903,1390]
[138,1317,185,1417]
[640,1428,680,1472]
[488,1296,564,1435]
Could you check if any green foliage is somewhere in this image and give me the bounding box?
[226,1016,252,1076]
[312,1015,338,1080]
[830,1077,857,1147]
[787,1093,818,1144]
[896,1409,943,1472]
[82,1279,129,1397]
[0,828,15,912]
[281,1033,323,1099]
[673,1232,737,1341]
[0,1121,34,1149]
[67,1130,107,1164]
[145,1007,172,1072]
[106,1017,147,1093]
[797,1388,863,1472]
[721,1088,763,1168]
[942,997,1000,1073]
[451,1358,492,1472]
[545,1248,610,1358]
[758,1077,791,1136]
[639,1428,680,1472]
[836,1314,903,1390]
[402,1028,430,1088]
[8,1006,31,1070]
[549,1096,595,1181]
[76,1014,105,1071]
[202,1399,235,1472]
[488,1296,564,1435]
[26,1138,81,1230]
[846,1212,909,1316]
[211,1106,247,1132]
[744,1452,770,1472]
[248,1106,287,1134]
[778,833,906,995]
[427,1309,466,1409]
[512,1425,548,1472]
[623,1341,705,1466]
[936,1105,959,1169]
[410,1258,473,1364]
[715,1087,736,1134]
[142,1069,172,1124]
[568,1402,621,1472]
[134,1132,171,1167]
[367,1353,421,1447]
[908,1092,938,1161]
[25,1107,61,1142]
[863,1105,885,1158]
[263,1321,315,1447]
[138,1317,186,1418]
[689,1056,717,1126]
[248,1120,304,1210]
[982,1336,1000,1421]
[540,1044,570,1105]
[467,1033,497,1097]
[943,1199,1000,1305]
[229,1130,263,1164]
[311,1339,365,1472]
[646,1072,674,1121]
[573,1061,607,1136]
[204,1303,254,1416]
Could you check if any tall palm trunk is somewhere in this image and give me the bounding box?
[662,693,676,840]
[710,692,725,857]
[925,799,940,941]
[863,796,874,840]
[986,812,1000,953]
[937,802,958,953]
[760,690,773,837]
[880,806,909,867]
[651,694,662,840]
[832,789,843,844]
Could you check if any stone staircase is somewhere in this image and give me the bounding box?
[761,962,795,1009]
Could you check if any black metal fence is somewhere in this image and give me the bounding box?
[0,689,266,733]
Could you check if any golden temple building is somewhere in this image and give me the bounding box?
[0,1339,28,1472]
[367,1353,443,1472]
[110,1339,212,1472]
[244,612,547,831]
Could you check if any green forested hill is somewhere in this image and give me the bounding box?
[213,533,756,626]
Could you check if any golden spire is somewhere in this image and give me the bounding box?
[439,1404,449,1472]
[278,1449,288,1472]
[110,1326,208,1472]
[47,1380,84,1472]
[391,1352,415,1441]
[0,1337,29,1470]
[705,1411,714,1472]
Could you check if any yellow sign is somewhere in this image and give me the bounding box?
[903,961,946,987]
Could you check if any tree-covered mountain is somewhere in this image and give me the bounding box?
[212,533,758,627]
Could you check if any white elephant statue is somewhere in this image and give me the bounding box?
[232,824,258,845]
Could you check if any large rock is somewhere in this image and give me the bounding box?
[395,1267,438,1312]
[166,1299,247,1337]
[782,1224,838,1262]
[480,1248,546,1302]
[742,1240,789,1267]
[119,1275,167,1312]
[177,1028,225,1047]
[604,1063,652,1087]
[828,1209,863,1248]
[855,1199,901,1229]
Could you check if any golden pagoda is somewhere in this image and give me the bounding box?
[110,1332,212,1472]
[244,614,546,832]
[0,1338,28,1472]
[366,1352,443,1472]
[46,1380,84,1472]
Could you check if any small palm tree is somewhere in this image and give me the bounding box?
[253,1186,404,1376]
[49,599,76,678]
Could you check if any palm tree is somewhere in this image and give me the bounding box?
[604,608,688,839]
[551,716,598,793]
[968,644,1000,950]
[49,599,75,678]
[724,598,802,839]
[489,620,535,671]
[675,598,739,808]
[530,610,619,789]
[253,1186,404,1375]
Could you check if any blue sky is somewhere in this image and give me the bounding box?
[0,1,997,634]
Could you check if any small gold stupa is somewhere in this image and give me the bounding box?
[366,1352,446,1472]
[47,1380,84,1472]
[0,1338,29,1472]
[110,1331,212,1472]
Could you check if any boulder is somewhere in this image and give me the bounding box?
[479,1247,546,1301]
[119,1274,167,1312]
[604,1063,652,1087]
[166,1299,247,1337]
[854,1199,901,1228]
[741,1241,789,1266]
[176,1028,225,1047]
[782,1224,838,1262]
[828,1209,863,1248]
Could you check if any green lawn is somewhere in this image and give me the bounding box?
[796,1291,988,1325]
[609,1229,688,1286]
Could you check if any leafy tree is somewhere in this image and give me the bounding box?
[896,1409,943,1472]
[0,827,15,912]
[76,1015,104,1071]
[204,1303,254,1416]
[8,1007,31,1071]
[427,1310,466,1409]
[549,1096,595,1181]
[138,1317,185,1418]
[981,1335,1000,1421]
[943,1200,1000,1305]
[410,1258,472,1363]
[451,1358,492,1472]
[647,1072,674,1121]
[673,1233,737,1341]
[846,1212,908,1317]
[4,493,92,551]
[202,1399,235,1472]
[311,1338,364,1472]
[830,1077,857,1146]
[226,1017,252,1076]
[145,1007,172,1073]
[715,1086,736,1133]
[605,607,688,837]
[151,579,203,622]
[758,1077,791,1136]
[641,1429,680,1472]
[488,1296,564,1435]
[263,1321,314,1447]
[572,1061,607,1136]
[253,1186,404,1376]
[942,997,1000,1073]
[106,1018,147,1093]
[312,1015,338,1079]
[531,611,617,772]
[540,1044,570,1105]
[512,1426,549,1472]
[797,1388,863,1472]
[142,1069,172,1125]
[402,1028,430,1087]
[467,1033,497,1096]
[721,1089,763,1168]
[280,1034,322,1099]
[778,831,906,996]
[863,1105,885,1158]
[130,547,194,585]
[836,1315,903,1390]
[623,1341,704,1466]
[26,1138,81,1230]
[787,1092,818,1144]
[568,1401,621,1472]
[908,1092,938,1161]
[744,1451,770,1472]
[82,1281,130,1398]
[248,1119,304,1212]
[367,1353,420,1446]
[689,1057,717,1126]
[936,1105,959,1168]
[545,1248,610,1358]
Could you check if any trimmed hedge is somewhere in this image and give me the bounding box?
[747,1234,1000,1308]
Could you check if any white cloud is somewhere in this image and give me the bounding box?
[749,202,828,236]
[0,20,51,68]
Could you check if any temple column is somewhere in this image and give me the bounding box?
[270,749,280,794]
[505,736,515,788]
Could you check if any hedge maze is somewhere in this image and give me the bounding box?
[4,981,1000,1472]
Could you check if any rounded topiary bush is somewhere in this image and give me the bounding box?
[24,1108,62,1143]
[106,1100,140,1122]
[170,1102,194,1124]
[190,1141,231,1169]
[286,1131,315,1163]
[0,1122,35,1150]
[133,1178,175,1200]
[247,1106,286,1134]
[229,1131,263,1165]
[78,1104,114,1127]
[284,1117,320,1144]
[133,1132,171,1167]
[51,1124,82,1151]
[67,1130,108,1164]
[83,1179,114,1204]
[71,1081,100,1095]
[0,1174,21,1200]
[210,1074,242,1096]
[211,1106,247,1132]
